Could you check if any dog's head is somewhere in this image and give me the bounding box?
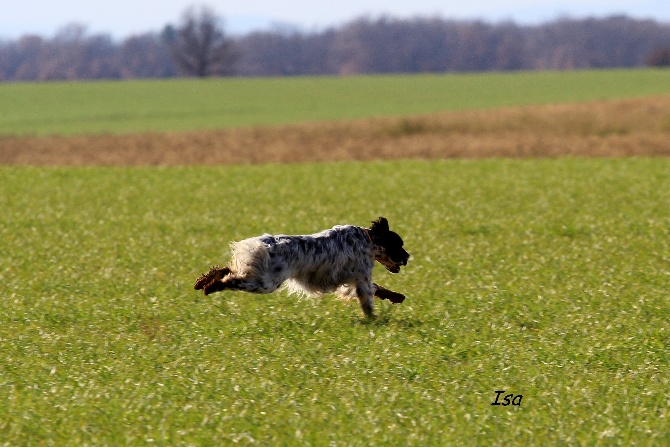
[368,217,409,274]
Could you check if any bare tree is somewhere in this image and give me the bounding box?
[118,34,177,78]
[646,47,670,66]
[166,5,237,77]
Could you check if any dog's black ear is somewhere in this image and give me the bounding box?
[371,217,389,233]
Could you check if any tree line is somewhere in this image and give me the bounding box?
[2,11,670,81]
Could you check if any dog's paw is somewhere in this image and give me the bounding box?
[194,272,211,290]
[194,266,229,290]
[373,285,406,304]
[387,293,405,304]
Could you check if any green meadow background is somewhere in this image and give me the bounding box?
[2,70,670,445]
[1,69,670,136]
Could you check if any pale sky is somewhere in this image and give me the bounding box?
[3,0,669,39]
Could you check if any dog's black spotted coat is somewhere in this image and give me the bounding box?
[195,217,409,317]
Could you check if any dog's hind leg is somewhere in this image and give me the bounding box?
[373,283,406,304]
[194,266,231,290]
[203,274,282,296]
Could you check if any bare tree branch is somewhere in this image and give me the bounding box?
[167,5,237,77]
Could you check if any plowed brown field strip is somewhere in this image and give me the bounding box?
[2,96,669,166]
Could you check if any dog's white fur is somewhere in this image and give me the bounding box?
[195,218,409,317]
[229,226,376,308]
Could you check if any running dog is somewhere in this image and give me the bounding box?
[194,217,409,317]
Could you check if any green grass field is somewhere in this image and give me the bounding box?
[2,69,670,136]
[1,159,669,445]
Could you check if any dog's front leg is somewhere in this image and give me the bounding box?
[356,283,376,318]
[373,283,406,304]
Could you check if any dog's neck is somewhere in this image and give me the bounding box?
[359,226,372,243]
